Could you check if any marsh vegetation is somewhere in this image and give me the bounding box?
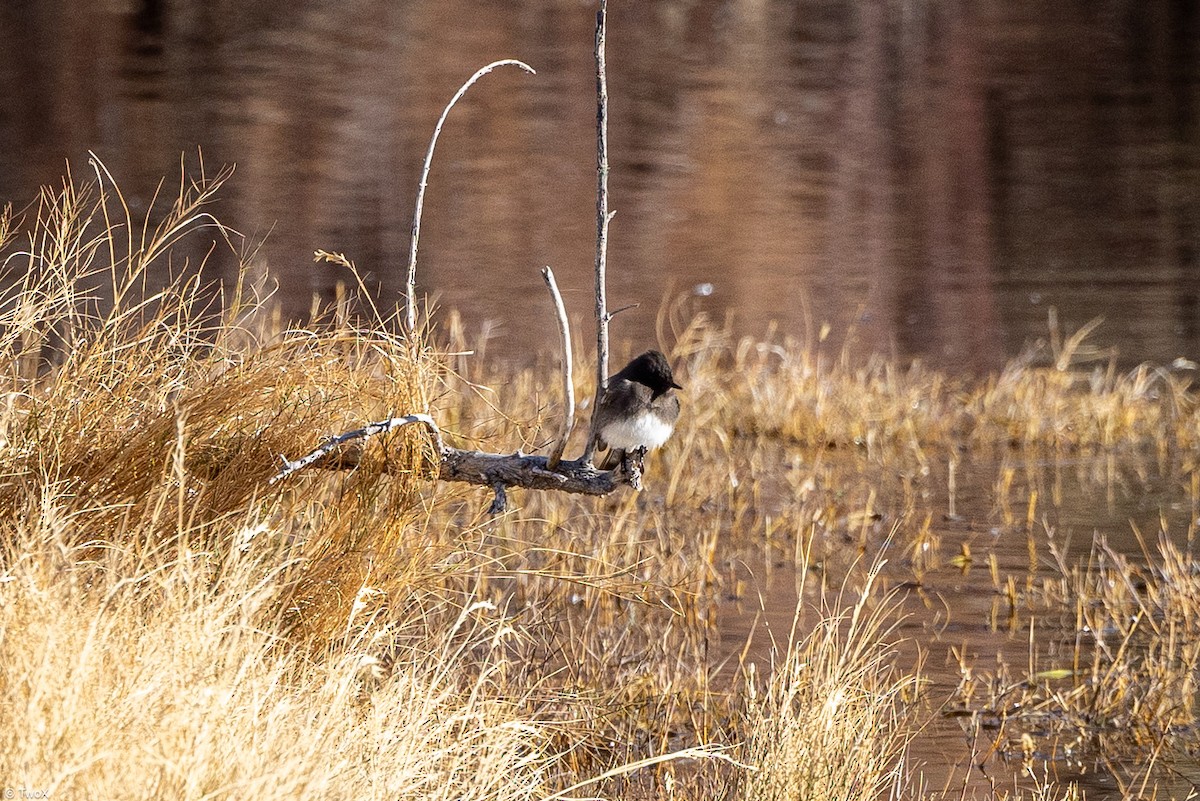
[2,165,1200,800]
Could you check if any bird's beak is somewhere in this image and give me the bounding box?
[671,380,683,390]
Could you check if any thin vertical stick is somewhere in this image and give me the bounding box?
[404,59,536,334]
[543,267,574,469]
[584,0,612,463]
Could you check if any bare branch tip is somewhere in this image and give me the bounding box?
[606,302,639,322]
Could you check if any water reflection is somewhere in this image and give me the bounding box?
[1,0,1197,371]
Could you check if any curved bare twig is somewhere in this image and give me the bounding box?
[404,59,537,333]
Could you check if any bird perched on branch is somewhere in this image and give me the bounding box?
[590,350,682,480]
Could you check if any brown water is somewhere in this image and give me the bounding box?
[3,0,1200,795]
[2,0,1198,372]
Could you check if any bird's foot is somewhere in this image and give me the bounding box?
[621,448,648,491]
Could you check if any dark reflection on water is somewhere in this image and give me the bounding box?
[1,0,1198,371]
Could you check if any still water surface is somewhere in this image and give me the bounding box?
[3,1,1200,795]
[1,0,1197,371]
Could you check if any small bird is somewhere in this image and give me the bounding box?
[589,350,682,475]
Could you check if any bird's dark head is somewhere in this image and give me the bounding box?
[617,350,682,394]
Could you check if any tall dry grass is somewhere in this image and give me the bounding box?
[736,562,917,801]
[0,161,557,798]
[12,159,1200,798]
[0,507,552,800]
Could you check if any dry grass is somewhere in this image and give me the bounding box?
[0,510,552,800]
[945,527,1200,793]
[445,312,1200,796]
[736,561,917,801]
[0,163,555,799]
[6,163,1200,800]
[1,164,911,800]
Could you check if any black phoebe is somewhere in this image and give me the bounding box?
[590,350,682,473]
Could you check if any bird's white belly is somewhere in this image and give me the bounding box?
[600,413,674,450]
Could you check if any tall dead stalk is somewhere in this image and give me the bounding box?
[583,0,613,464]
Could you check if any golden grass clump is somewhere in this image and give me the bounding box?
[0,504,552,800]
[735,563,916,801]
[0,161,450,637]
[0,163,560,798]
[0,171,431,524]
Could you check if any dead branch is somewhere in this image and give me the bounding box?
[440,448,619,495]
[405,59,536,334]
[270,414,444,484]
[583,0,612,465]
[281,15,641,506]
[543,266,574,469]
[271,415,622,499]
